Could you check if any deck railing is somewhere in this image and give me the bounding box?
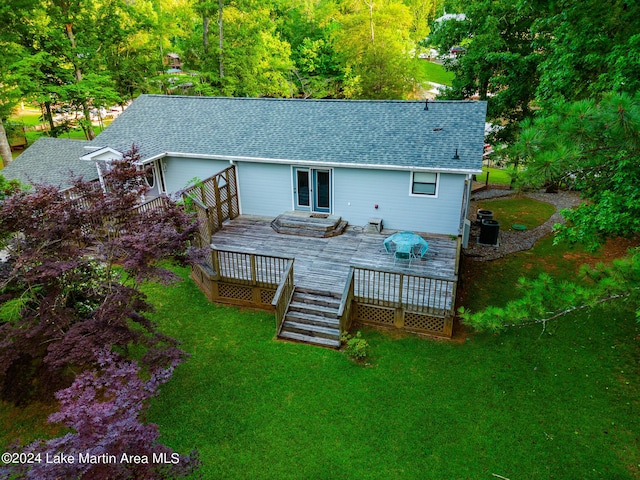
[212,249,290,286]
[352,266,456,316]
[349,266,456,337]
[191,247,294,315]
[337,267,355,335]
[134,195,169,215]
[272,259,295,334]
[182,165,239,237]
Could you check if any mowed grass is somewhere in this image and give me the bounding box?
[144,262,640,480]
[477,196,556,230]
[6,107,108,162]
[415,60,454,86]
[476,166,513,185]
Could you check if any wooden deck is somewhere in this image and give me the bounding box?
[210,215,459,296]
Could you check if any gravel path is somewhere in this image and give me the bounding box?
[464,189,583,261]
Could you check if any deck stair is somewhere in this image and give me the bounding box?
[271,211,348,238]
[278,288,342,348]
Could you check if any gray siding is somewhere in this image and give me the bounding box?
[333,168,465,235]
[162,156,231,193]
[236,162,292,216]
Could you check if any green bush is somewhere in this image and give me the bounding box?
[340,331,370,361]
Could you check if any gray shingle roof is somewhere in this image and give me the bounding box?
[95,95,487,172]
[2,137,97,189]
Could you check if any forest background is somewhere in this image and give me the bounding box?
[0,0,638,145]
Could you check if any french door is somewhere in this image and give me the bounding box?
[293,167,331,213]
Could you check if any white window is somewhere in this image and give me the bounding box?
[411,172,438,196]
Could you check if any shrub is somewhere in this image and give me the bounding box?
[340,331,370,361]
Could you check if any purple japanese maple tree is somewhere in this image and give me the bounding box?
[0,145,200,403]
[1,350,200,479]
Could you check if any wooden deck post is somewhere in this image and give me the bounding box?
[212,249,220,279]
[395,273,405,328]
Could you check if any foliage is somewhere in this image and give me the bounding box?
[0,350,199,479]
[429,0,540,142]
[0,174,23,201]
[334,0,420,99]
[460,248,640,332]
[340,331,370,360]
[532,0,640,104]
[511,93,640,250]
[0,146,199,403]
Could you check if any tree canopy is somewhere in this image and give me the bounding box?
[512,93,640,250]
[0,147,199,403]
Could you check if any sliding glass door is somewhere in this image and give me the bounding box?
[293,167,331,213]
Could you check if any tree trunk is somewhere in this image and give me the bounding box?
[44,102,56,136]
[364,0,375,44]
[203,13,210,54]
[64,22,95,140]
[218,0,224,78]
[0,118,12,168]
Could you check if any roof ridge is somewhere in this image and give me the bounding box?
[140,94,481,105]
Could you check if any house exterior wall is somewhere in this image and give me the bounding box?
[160,156,469,235]
[162,156,231,193]
[235,162,293,216]
[332,168,466,235]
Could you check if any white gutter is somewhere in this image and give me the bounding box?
[136,151,483,174]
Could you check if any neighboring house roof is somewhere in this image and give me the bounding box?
[1,137,98,189]
[434,11,467,23]
[94,95,487,173]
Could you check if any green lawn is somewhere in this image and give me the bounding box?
[415,60,454,86]
[477,196,556,231]
[476,167,512,185]
[139,257,639,480]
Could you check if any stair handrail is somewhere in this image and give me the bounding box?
[337,267,355,335]
[272,258,295,335]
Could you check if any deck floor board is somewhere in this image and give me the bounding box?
[211,216,458,304]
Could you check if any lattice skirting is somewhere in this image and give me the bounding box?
[404,311,446,334]
[190,265,276,310]
[355,304,395,326]
[218,283,253,302]
[354,302,452,338]
[260,288,275,305]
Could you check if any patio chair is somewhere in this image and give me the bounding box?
[393,248,417,266]
[415,241,429,259]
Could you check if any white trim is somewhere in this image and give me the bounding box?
[137,151,482,175]
[80,147,123,161]
[145,165,156,189]
[235,163,243,215]
[409,171,440,198]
